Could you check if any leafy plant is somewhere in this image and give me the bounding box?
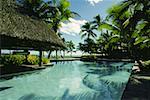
[81,55,97,61]
[27,55,39,65]
[0,55,25,66]
[42,57,50,64]
[80,22,97,40]
[66,40,75,56]
[142,60,150,71]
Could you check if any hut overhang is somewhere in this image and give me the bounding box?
[0,0,66,51]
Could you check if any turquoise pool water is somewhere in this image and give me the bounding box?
[0,61,134,100]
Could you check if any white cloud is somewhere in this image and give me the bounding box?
[59,18,87,36]
[86,0,103,6]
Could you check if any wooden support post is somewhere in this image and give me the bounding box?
[0,48,1,56]
[24,50,29,64]
[39,50,42,66]
[47,50,52,59]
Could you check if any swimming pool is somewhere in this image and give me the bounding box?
[0,61,134,100]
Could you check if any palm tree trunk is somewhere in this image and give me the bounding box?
[63,50,65,57]
[39,50,43,66]
[56,50,58,59]
[70,51,72,57]
[0,49,1,56]
[60,50,62,57]
[47,50,52,59]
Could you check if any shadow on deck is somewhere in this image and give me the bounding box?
[122,73,150,100]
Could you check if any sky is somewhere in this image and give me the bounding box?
[59,0,123,48]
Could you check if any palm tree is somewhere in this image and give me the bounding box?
[97,31,114,55]
[80,22,97,40]
[107,0,150,59]
[66,41,75,57]
[93,15,101,26]
[46,0,79,58]
[77,43,85,53]
[120,0,150,44]
[93,0,150,61]
[46,0,79,34]
[80,21,98,54]
[85,38,97,54]
[92,14,104,31]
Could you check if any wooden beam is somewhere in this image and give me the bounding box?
[39,50,43,66]
[0,48,1,56]
[1,35,63,51]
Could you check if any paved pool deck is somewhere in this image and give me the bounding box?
[122,74,150,100]
[122,61,150,100]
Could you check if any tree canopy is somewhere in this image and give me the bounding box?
[79,0,150,60]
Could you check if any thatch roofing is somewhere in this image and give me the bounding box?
[0,0,65,50]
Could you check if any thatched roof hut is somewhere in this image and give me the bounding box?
[0,0,65,50]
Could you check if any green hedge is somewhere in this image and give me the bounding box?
[81,55,97,59]
[26,55,50,65]
[0,55,50,66]
[26,55,39,65]
[42,57,50,64]
[0,55,25,66]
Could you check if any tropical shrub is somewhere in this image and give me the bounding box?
[42,57,50,64]
[27,55,39,65]
[142,60,150,71]
[82,55,97,59]
[144,60,150,66]
[0,55,25,66]
[0,54,51,66]
[81,55,97,61]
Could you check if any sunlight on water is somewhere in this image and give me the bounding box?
[0,61,134,100]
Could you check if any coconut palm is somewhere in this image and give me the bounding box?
[47,0,79,33]
[46,0,79,58]
[80,21,98,54]
[92,14,105,32]
[85,38,97,54]
[92,15,102,27]
[120,0,150,45]
[66,41,75,57]
[107,0,150,59]
[80,22,97,40]
[77,43,85,53]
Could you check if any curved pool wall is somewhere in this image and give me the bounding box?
[0,61,134,100]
